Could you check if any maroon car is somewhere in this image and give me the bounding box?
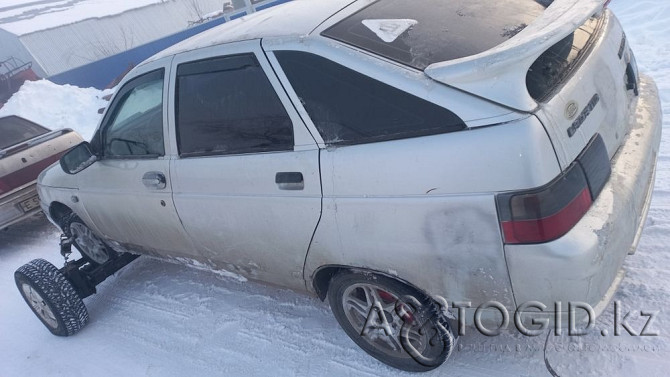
[0,116,82,228]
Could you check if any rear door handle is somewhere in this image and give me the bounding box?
[275,172,304,190]
[142,171,166,190]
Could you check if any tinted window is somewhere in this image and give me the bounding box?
[322,0,546,70]
[102,69,165,158]
[176,54,293,157]
[0,116,49,149]
[275,51,465,145]
[526,15,603,102]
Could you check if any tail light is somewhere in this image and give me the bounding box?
[496,134,611,244]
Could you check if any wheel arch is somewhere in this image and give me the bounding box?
[48,201,74,228]
[311,264,436,303]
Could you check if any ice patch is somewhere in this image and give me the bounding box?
[361,19,418,43]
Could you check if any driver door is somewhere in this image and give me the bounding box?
[168,41,322,290]
[75,58,197,258]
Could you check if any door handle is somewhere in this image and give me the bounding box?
[142,171,166,190]
[275,172,304,190]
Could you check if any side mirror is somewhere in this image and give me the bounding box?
[60,142,97,175]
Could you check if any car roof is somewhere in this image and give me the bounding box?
[148,0,356,62]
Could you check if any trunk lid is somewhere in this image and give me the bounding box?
[533,11,638,168]
[423,0,635,170]
[424,0,608,111]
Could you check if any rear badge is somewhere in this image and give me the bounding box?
[567,94,600,138]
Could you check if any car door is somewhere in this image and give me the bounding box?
[76,58,198,258]
[168,40,322,291]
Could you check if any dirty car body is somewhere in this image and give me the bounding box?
[0,116,82,229]
[35,0,661,369]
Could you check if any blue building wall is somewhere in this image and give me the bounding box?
[49,0,290,89]
[255,0,293,11]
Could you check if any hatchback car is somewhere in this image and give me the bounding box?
[18,0,661,372]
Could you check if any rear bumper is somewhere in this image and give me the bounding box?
[0,182,41,228]
[505,74,662,318]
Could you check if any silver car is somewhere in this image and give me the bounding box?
[18,0,661,372]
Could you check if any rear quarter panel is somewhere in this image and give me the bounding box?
[305,117,562,312]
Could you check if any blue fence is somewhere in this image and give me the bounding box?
[255,0,293,11]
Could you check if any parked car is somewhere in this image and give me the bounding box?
[0,116,82,229]
[16,0,661,372]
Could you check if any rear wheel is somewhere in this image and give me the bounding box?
[15,258,89,336]
[327,272,454,372]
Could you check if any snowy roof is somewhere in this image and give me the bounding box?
[150,0,356,61]
[0,0,164,36]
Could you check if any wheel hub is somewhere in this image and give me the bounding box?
[21,283,58,329]
[342,283,429,358]
[70,222,109,264]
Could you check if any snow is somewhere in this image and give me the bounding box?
[0,80,108,140]
[0,0,165,36]
[1,0,670,375]
[362,19,418,43]
[173,257,248,283]
[201,9,225,20]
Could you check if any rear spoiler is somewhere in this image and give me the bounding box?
[424,0,607,112]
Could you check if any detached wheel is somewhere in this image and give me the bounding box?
[15,259,89,336]
[65,215,116,265]
[328,272,454,372]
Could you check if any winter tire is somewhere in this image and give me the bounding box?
[328,272,454,372]
[15,258,89,336]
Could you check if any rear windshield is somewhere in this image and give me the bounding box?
[275,51,466,146]
[0,116,49,149]
[322,0,547,70]
[527,15,604,102]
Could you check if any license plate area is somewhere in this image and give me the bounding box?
[18,196,40,213]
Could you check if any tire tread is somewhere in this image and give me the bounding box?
[15,258,89,336]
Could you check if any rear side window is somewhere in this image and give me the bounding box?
[526,15,604,102]
[275,51,466,145]
[0,116,49,149]
[176,54,293,157]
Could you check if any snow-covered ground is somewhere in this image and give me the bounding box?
[1,0,669,375]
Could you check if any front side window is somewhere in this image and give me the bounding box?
[101,69,165,158]
[275,51,466,145]
[176,54,293,157]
